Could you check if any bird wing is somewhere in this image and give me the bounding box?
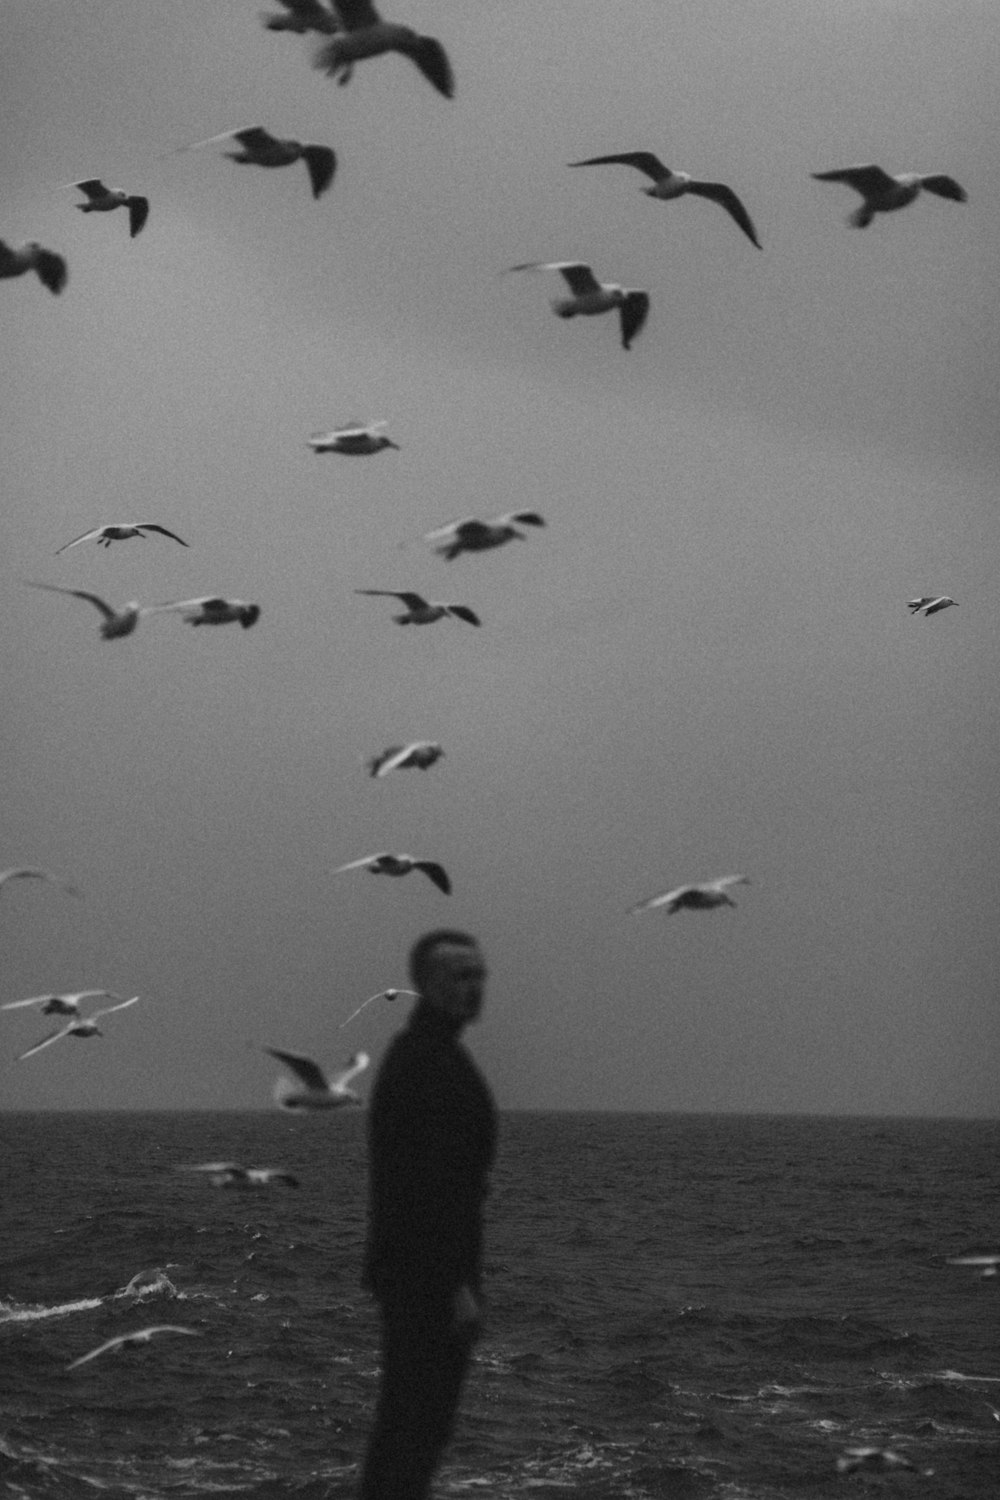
[619,291,650,350]
[90,995,140,1021]
[265,1047,330,1091]
[0,866,78,895]
[55,527,105,554]
[25,581,119,621]
[507,261,602,296]
[33,248,68,294]
[177,1161,244,1174]
[569,151,668,182]
[301,145,337,198]
[414,861,451,894]
[331,1050,370,1089]
[332,0,380,29]
[17,1024,76,1060]
[333,853,381,873]
[919,174,966,203]
[338,993,383,1027]
[146,596,216,614]
[356,589,426,608]
[0,240,24,274]
[709,875,749,892]
[232,125,279,150]
[628,885,689,915]
[499,510,545,528]
[127,197,150,236]
[947,1254,1000,1266]
[67,1326,198,1370]
[74,179,110,200]
[812,164,896,195]
[137,524,189,546]
[686,181,761,247]
[407,36,454,99]
[424,517,483,541]
[2,990,110,1012]
[445,605,481,626]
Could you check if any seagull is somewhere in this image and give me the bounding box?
[812,165,967,227]
[355,590,480,626]
[261,0,340,33]
[176,1161,300,1188]
[307,420,398,455]
[149,596,261,628]
[0,867,80,899]
[55,523,189,554]
[947,1254,1000,1279]
[425,512,546,560]
[506,262,650,350]
[1,990,122,1016]
[368,741,444,777]
[198,127,337,200]
[836,1448,918,1475]
[24,581,147,639]
[569,152,761,249]
[0,239,67,294]
[66,1326,199,1371]
[265,1047,369,1110]
[312,0,454,99]
[334,852,451,893]
[338,987,419,1027]
[629,875,750,916]
[17,996,140,1061]
[72,179,149,238]
[908,596,957,617]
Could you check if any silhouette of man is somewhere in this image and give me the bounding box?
[359,929,497,1500]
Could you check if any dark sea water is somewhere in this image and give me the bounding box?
[1,1111,997,1499]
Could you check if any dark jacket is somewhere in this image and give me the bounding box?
[362,1001,497,1302]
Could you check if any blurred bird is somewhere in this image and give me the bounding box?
[25,581,147,639]
[334,852,451,893]
[908,596,957,617]
[67,1326,199,1371]
[265,1047,369,1109]
[506,261,650,350]
[195,126,337,200]
[176,1162,300,1188]
[150,596,260,628]
[0,239,67,294]
[72,179,149,237]
[947,1254,1000,1279]
[338,987,419,1027]
[18,996,140,1061]
[312,0,454,98]
[812,165,966,227]
[569,152,761,248]
[368,741,444,777]
[355,590,479,626]
[308,420,398,454]
[55,523,188,554]
[630,875,750,916]
[0,867,80,899]
[836,1448,917,1475]
[261,0,340,32]
[425,512,546,560]
[2,990,122,1017]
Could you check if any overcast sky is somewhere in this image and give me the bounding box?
[2,0,997,1115]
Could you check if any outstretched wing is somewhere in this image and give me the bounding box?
[74,178,110,201]
[137,524,188,546]
[499,510,545,528]
[55,527,105,554]
[1,990,111,1013]
[445,605,481,626]
[332,0,380,29]
[90,995,140,1021]
[686,181,761,248]
[127,197,150,237]
[265,1047,329,1091]
[32,249,68,295]
[356,589,427,609]
[0,866,79,895]
[569,151,668,182]
[407,35,454,99]
[25,581,117,621]
[507,261,602,297]
[17,1024,75,1060]
[619,291,649,350]
[920,174,966,203]
[301,145,337,198]
[628,884,689,915]
[333,853,381,873]
[331,1050,370,1089]
[414,861,451,894]
[811,164,896,196]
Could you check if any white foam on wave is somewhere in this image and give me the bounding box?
[0,1296,103,1324]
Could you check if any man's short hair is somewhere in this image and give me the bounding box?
[409,929,479,992]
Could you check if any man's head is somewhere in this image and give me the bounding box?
[409,929,486,1028]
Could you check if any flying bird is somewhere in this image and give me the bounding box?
[836,1448,918,1475]
[265,1047,369,1110]
[198,126,337,200]
[312,0,454,99]
[629,875,750,916]
[812,165,967,227]
[569,152,761,248]
[338,987,419,1027]
[425,512,546,560]
[55,523,188,554]
[17,996,140,1061]
[307,420,398,455]
[2,990,122,1017]
[368,741,444,777]
[25,581,147,639]
[355,590,479,626]
[506,262,650,350]
[176,1161,300,1188]
[334,852,451,893]
[72,179,149,237]
[947,1254,1000,1279]
[908,596,957,617]
[66,1326,199,1371]
[0,867,80,899]
[0,239,67,294]
[261,0,340,32]
[150,596,260,628]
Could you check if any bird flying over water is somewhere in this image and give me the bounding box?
[812,165,966,227]
[265,1047,369,1110]
[177,1161,300,1188]
[368,741,443,777]
[836,1448,918,1475]
[0,867,80,899]
[308,420,398,454]
[196,126,337,200]
[261,0,340,32]
[67,1326,199,1371]
[947,1254,1000,1279]
[72,179,149,237]
[908,596,956,617]
[425,512,546,560]
[629,875,750,916]
[569,152,761,249]
[338,987,419,1027]
[312,0,454,98]
[150,596,260,628]
[25,581,147,639]
[506,262,650,350]
[2,990,122,1016]
[0,239,67,294]
[17,996,140,1061]
[55,523,188,554]
[356,590,480,626]
[334,852,451,893]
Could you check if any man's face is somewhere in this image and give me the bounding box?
[423,943,487,1026]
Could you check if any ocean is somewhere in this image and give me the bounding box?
[1,1111,997,1499]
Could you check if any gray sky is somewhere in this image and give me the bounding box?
[2,0,998,1114]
